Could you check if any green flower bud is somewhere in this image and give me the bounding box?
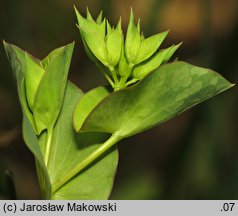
[118,41,131,78]
[96,11,103,24]
[106,19,123,67]
[125,8,141,66]
[133,43,181,79]
[74,6,108,65]
[163,42,182,63]
[107,20,112,34]
[134,30,169,64]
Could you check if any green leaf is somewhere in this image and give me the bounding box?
[74,86,109,132]
[3,41,38,133]
[22,112,51,199]
[133,43,181,79]
[33,42,74,133]
[41,46,66,69]
[47,83,118,199]
[135,31,169,64]
[125,8,141,65]
[25,52,45,110]
[76,62,234,138]
[22,82,118,199]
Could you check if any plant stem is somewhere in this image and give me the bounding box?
[125,78,139,86]
[44,127,53,168]
[109,67,119,84]
[52,133,122,193]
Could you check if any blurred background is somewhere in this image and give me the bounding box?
[0,0,238,199]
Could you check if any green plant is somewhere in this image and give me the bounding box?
[3,7,234,200]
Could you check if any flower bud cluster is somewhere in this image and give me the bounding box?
[75,7,181,90]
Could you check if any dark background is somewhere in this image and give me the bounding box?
[0,0,237,199]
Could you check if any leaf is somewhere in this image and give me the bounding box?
[3,41,38,133]
[22,112,51,199]
[22,82,118,199]
[4,41,118,199]
[74,86,109,132]
[25,52,45,110]
[46,83,118,199]
[76,61,234,138]
[41,46,66,69]
[33,42,74,133]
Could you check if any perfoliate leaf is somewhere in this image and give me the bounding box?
[133,43,181,79]
[47,82,117,199]
[22,82,119,199]
[125,8,141,65]
[135,30,169,64]
[75,62,234,138]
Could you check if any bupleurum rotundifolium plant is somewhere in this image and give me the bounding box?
[3,7,234,199]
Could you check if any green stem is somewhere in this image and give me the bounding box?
[102,70,115,87]
[109,67,119,84]
[44,127,53,168]
[118,76,128,88]
[125,78,139,86]
[52,133,122,193]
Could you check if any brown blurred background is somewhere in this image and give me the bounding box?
[0,0,238,199]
